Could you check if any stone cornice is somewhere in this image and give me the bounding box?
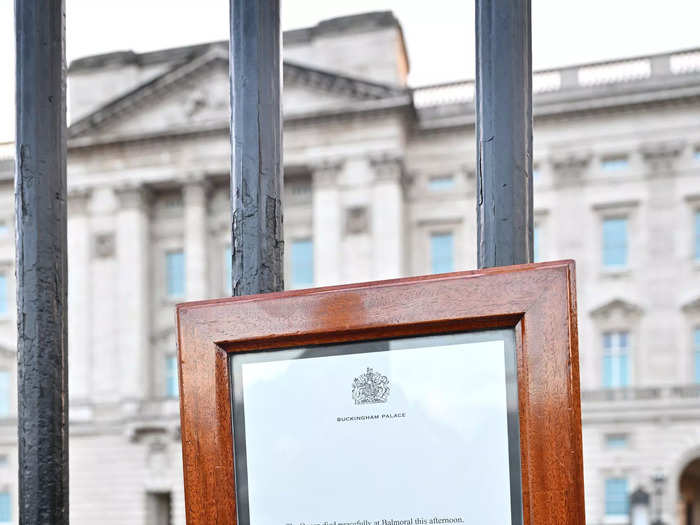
[284,60,406,100]
[416,86,700,132]
[591,199,640,212]
[67,95,412,151]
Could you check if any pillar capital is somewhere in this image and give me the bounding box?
[311,159,343,188]
[549,151,592,187]
[640,140,684,173]
[67,187,92,215]
[181,172,211,206]
[369,153,404,184]
[114,183,152,210]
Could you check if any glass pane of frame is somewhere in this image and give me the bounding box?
[229,329,522,525]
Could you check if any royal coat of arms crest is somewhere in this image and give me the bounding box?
[352,367,390,404]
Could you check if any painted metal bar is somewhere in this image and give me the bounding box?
[475,0,533,268]
[229,0,284,295]
[14,0,69,523]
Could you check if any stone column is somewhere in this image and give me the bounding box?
[641,141,683,384]
[115,184,151,401]
[312,160,343,286]
[550,152,591,387]
[183,174,209,300]
[370,154,405,280]
[67,188,91,402]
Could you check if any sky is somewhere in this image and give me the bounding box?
[1,0,700,142]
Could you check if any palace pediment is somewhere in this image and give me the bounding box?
[590,298,643,319]
[68,47,407,143]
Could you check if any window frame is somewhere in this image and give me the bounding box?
[593,201,638,275]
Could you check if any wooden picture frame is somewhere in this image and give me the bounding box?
[176,260,584,525]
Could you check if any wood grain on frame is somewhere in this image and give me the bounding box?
[176,260,584,525]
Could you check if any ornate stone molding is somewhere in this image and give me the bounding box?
[92,232,116,259]
[344,206,370,235]
[682,296,700,313]
[126,422,179,443]
[640,140,685,173]
[179,171,212,209]
[549,151,592,187]
[591,199,640,212]
[114,183,152,210]
[67,187,92,215]
[459,164,476,181]
[311,159,343,188]
[590,298,643,320]
[283,61,406,100]
[370,153,404,184]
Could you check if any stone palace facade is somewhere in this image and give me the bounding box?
[1,10,700,525]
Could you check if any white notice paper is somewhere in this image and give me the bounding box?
[239,339,514,525]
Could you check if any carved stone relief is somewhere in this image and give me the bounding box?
[344,206,370,235]
[93,232,116,259]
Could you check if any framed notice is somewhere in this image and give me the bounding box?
[176,261,585,525]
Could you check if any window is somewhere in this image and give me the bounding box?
[0,371,10,417]
[0,222,8,238]
[605,477,629,517]
[694,328,700,383]
[694,147,700,161]
[165,355,178,398]
[0,491,9,523]
[695,211,700,261]
[165,250,185,299]
[0,274,6,316]
[146,492,171,525]
[602,218,628,268]
[603,331,630,388]
[602,155,629,171]
[532,166,541,181]
[430,232,454,274]
[163,194,183,209]
[291,239,313,289]
[605,434,629,449]
[224,245,232,294]
[533,225,541,262]
[428,176,455,191]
